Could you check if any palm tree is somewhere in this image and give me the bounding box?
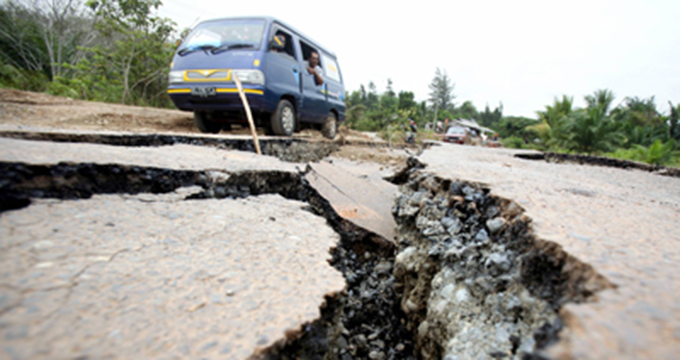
[613,96,661,127]
[585,89,615,117]
[564,108,624,154]
[669,101,680,141]
[527,95,573,149]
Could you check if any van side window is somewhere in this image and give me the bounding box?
[299,41,322,69]
[321,54,341,83]
[270,29,295,59]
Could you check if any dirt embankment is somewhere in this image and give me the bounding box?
[0,88,411,166]
[0,88,197,133]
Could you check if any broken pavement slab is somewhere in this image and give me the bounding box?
[306,159,398,242]
[418,143,680,359]
[0,136,298,173]
[0,135,404,359]
[0,193,344,359]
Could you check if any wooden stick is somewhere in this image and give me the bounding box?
[233,74,262,155]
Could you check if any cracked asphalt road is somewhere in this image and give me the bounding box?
[0,135,354,359]
[1,120,679,359]
[0,192,343,359]
[421,143,680,359]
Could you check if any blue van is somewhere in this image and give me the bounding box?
[167,17,345,139]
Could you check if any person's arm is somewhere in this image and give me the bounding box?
[310,66,324,86]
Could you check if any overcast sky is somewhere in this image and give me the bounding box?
[158,0,680,118]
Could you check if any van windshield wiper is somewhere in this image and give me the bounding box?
[211,43,254,54]
[177,44,216,56]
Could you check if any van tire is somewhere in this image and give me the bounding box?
[271,99,295,136]
[194,111,221,134]
[322,112,337,139]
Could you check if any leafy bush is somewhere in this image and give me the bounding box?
[634,139,677,165]
[606,148,644,162]
[607,139,679,166]
[502,136,525,149]
[0,61,48,91]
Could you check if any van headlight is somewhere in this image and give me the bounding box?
[232,69,265,86]
[168,70,184,84]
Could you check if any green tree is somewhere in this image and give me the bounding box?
[563,108,623,154]
[385,78,395,97]
[0,1,51,89]
[437,109,453,122]
[428,67,455,122]
[346,104,367,128]
[0,2,45,70]
[611,96,665,147]
[0,0,94,83]
[454,100,478,120]
[35,0,95,79]
[495,116,536,142]
[397,90,416,110]
[527,95,573,149]
[585,89,615,117]
[344,81,408,131]
[346,90,362,108]
[54,0,176,106]
[612,96,661,127]
[669,101,680,141]
[366,81,379,109]
[477,103,503,127]
[380,90,398,113]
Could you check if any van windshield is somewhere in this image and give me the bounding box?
[180,19,266,54]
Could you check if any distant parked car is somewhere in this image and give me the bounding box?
[443,126,468,144]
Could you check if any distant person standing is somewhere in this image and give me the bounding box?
[405,119,418,144]
[435,120,443,133]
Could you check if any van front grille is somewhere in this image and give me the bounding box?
[185,70,230,81]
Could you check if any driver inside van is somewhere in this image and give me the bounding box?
[306,50,324,86]
[273,34,286,53]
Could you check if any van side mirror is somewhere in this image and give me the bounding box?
[269,35,285,51]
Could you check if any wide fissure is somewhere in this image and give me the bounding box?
[0,155,614,359]
[390,171,614,359]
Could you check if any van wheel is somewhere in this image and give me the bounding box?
[194,111,221,134]
[271,99,295,136]
[322,112,337,139]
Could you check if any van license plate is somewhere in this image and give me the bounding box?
[191,87,216,97]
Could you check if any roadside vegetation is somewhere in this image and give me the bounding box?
[1,0,177,108]
[2,0,678,166]
[346,73,680,167]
